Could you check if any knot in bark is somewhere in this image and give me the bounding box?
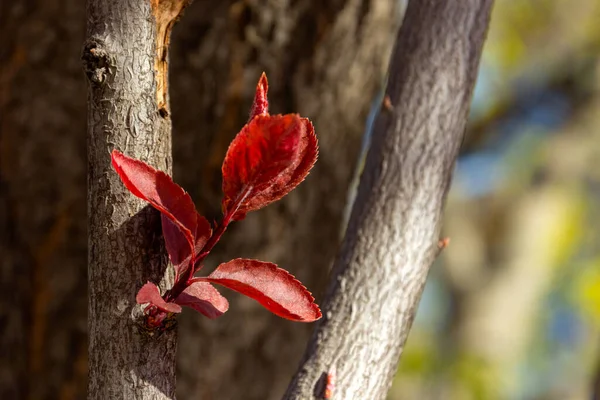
[82,40,112,85]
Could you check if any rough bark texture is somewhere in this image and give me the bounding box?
[170,2,402,399]
[85,0,186,398]
[283,1,494,399]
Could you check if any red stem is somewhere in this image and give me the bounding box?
[163,189,250,302]
[191,210,233,273]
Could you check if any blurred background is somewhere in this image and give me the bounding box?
[391,1,600,399]
[1,0,599,399]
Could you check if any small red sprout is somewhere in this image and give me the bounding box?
[112,73,321,329]
[323,365,336,399]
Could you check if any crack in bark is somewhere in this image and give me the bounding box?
[150,0,191,118]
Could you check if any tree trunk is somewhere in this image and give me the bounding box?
[85,0,187,398]
[283,1,493,399]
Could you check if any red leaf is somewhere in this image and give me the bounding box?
[161,215,188,267]
[202,258,321,322]
[194,213,212,252]
[221,114,318,220]
[136,282,182,313]
[248,72,269,121]
[111,150,197,252]
[162,212,211,270]
[174,281,229,319]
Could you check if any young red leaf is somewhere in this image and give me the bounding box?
[265,118,318,202]
[249,72,269,121]
[194,213,212,252]
[161,215,188,267]
[201,258,321,322]
[221,114,318,220]
[162,212,211,268]
[111,150,198,252]
[174,281,229,319]
[136,282,182,313]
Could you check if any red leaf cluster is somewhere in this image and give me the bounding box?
[111,73,320,328]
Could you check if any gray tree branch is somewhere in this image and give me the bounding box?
[283,0,494,399]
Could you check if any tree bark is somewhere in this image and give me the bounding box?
[283,1,493,399]
[85,0,187,398]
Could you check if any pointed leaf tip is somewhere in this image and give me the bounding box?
[203,258,321,322]
[174,281,229,319]
[249,72,269,121]
[136,282,182,313]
